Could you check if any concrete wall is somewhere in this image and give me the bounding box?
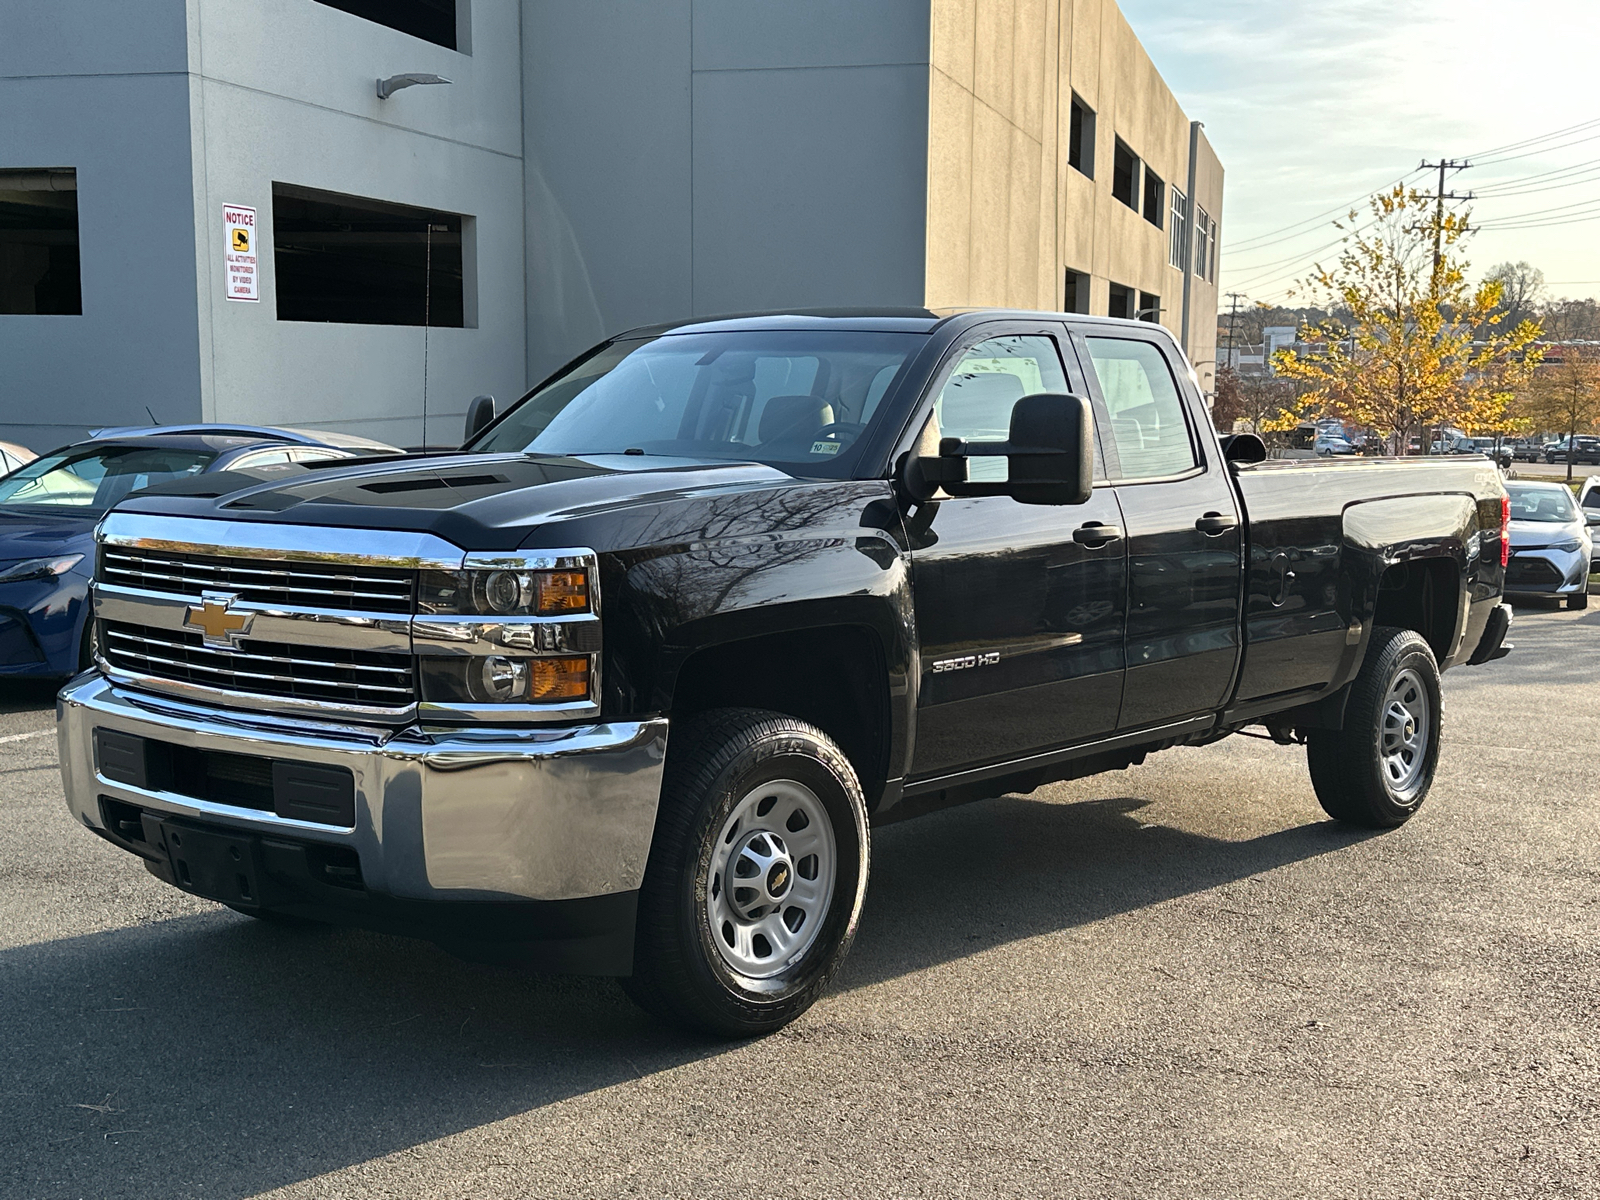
[187,0,527,447]
[0,0,527,452]
[521,0,931,382]
[0,1,202,451]
[926,0,1223,393]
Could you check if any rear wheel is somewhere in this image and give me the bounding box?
[623,708,869,1038]
[1568,591,1590,611]
[1306,627,1441,828]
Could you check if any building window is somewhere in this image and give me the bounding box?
[313,0,458,51]
[1068,95,1095,179]
[1064,269,1090,314]
[0,169,80,316]
[1169,189,1189,270]
[1108,283,1134,320]
[1143,169,1164,229]
[1112,141,1139,210]
[1139,291,1162,323]
[1194,207,1217,282]
[273,184,466,327]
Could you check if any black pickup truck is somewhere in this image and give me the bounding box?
[59,309,1513,1036]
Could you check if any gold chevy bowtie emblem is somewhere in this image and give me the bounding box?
[184,592,253,648]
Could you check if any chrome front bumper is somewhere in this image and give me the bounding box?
[58,673,668,904]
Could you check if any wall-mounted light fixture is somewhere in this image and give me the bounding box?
[377,73,452,100]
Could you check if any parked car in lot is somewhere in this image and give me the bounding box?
[58,308,1515,1037]
[0,425,399,678]
[0,441,36,476]
[1577,476,1600,571]
[1545,436,1600,465]
[1313,433,1357,456]
[1503,481,1592,609]
[1510,439,1542,462]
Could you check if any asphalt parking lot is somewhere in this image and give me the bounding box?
[3,605,1597,1199]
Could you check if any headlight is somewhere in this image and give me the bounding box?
[0,553,84,584]
[1553,539,1586,553]
[419,567,589,615]
[420,654,592,704]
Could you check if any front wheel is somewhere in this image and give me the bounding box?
[623,709,870,1038]
[1568,591,1590,611]
[1305,627,1442,828]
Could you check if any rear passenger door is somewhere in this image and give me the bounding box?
[907,327,1128,779]
[1071,329,1243,730]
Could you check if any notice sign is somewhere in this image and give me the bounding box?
[223,204,259,302]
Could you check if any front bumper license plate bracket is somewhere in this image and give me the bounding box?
[141,814,264,909]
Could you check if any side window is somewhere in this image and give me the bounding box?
[935,334,1069,482]
[1085,337,1197,479]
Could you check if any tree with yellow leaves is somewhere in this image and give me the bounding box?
[1266,187,1542,452]
[1519,345,1600,483]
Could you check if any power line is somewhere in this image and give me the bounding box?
[1223,168,1423,254]
[1418,159,1472,272]
[1467,116,1600,160]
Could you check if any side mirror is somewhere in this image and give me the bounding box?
[905,393,1093,506]
[1220,432,1268,465]
[1586,510,1600,527]
[463,394,495,445]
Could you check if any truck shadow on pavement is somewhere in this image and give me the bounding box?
[1,793,1364,1199]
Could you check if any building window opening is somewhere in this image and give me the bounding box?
[1068,95,1095,179]
[1112,141,1139,210]
[1169,188,1188,269]
[1138,291,1162,323]
[0,169,80,316]
[313,0,458,51]
[1194,207,1216,282]
[1064,269,1090,314]
[1143,169,1164,229]
[273,184,466,327]
[1108,283,1134,321]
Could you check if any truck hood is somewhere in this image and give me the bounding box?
[112,452,819,551]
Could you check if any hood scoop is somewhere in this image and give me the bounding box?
[360,473,508,494]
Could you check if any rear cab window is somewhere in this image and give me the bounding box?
[1080,335,1199,481]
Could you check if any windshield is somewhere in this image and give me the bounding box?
[1507,484,1579,523]
[0,446,216,511]
[469,331,925,476]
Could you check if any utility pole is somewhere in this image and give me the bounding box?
[1224,292,1246,372]
[1418,158,1472,275]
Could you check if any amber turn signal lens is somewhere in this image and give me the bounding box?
[534,570,589,614]
[528,655,590,701]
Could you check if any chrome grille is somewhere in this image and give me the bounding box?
[100,546,414,614]
[101,620,415,711]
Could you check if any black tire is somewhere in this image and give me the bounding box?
[1568,591,1590,611]
[623,708,870,1038]
[1305,627,1442,829]
[78,614,99,673]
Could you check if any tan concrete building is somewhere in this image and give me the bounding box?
[3,1,1221,447]
[926,0,1223,396]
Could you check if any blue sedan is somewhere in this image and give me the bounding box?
[0,425,399,678]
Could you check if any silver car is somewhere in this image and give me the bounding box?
[1504,481,1592,610]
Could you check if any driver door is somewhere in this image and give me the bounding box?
[908,327,1128,780]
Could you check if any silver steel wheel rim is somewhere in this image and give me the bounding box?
[1380,667,1430,795]
[706,779,837,980]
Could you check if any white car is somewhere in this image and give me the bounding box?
[1505,481,1593,610]
[1578,475,1600,571]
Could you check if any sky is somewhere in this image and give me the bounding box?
[1118,0,1600,308]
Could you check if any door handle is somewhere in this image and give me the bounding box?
[1073,522,1123,547]
[1195,511,1239,536]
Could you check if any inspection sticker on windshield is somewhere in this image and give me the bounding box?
[810,441,840,456]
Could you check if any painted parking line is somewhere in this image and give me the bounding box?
[0,730,51,745]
